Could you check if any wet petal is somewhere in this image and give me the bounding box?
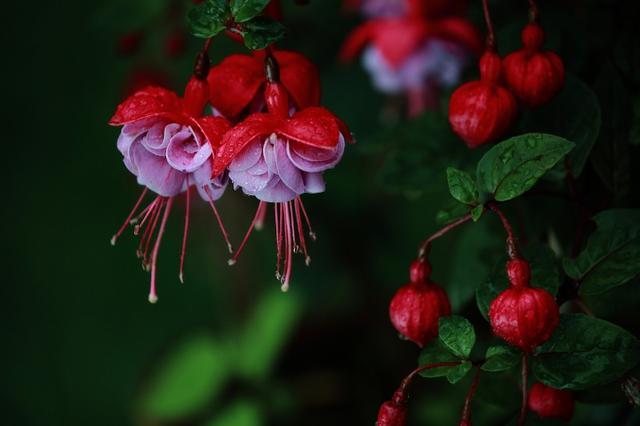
[253,176,297,203]
[166,129,213,173]
[274,137,304,193]
[229,169,271,193]
[131,141,185,196]
[303,172,326,194]
[228,139,263,172]
[287,134,345,172]
[143,122,181,154]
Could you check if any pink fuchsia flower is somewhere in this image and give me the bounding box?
[109,76,232,303]
[344,0,468,19]
[340,15,481,114]
[207,49,320,121]
[214,77,352,291]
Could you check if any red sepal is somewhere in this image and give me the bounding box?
[213,114,276,176]
[430,17,483,55]
[109,86,183,126]
[193,116,231,150]
[280,107,341,150]
[207,54,264,119]
[276,50,321,109]
[183,77,209,117]
[339,21,379,63]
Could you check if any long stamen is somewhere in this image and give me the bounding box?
[228,201,266,266]
[149,197,174,304]
[274,203,282,279]
[111,188,149,245]
[281,201,293,292]
[135,197,161,235]
[255,201,268,231]
[140,198,165,266]
[204,185,234,254]
[297,197,317,241]
[179,182,191,284]
[294,198,310,265]
[288,201,299,254]
[137,197,163,260]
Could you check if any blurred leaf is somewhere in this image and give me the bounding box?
[471,205,484,222]
[476,133,574,201]
[519,75,601,176]
[476,244,560,320]
[446,361,473,384]
[140,334,230,421]
[481,344,520,372]
[436,201,469,225]
[418,339,469,384]
[188,0,229,38]
[439,316,475,358]
[532,314,640,390]
[237,290,300,380]
[446,167,479,205]
[204,399,263,426]
[242,17,286,50]
[563,209,640,296]
[230,0,270,23]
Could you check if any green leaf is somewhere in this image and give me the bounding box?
[476,133,574,201]
[237,290,300,380]
[446,361,473,384]
[230,0,270,23]
[187,0,229,38]
[471,205,484,222]
[476,244,560,320]
[438,316,475,358]
[481,344,520,372]
[532,314,640,390]
[563,209,640,295]
[446,167,479,205]
[435,201,469,225]
[205,399,263,426]
[140,334,230,420]
[241,17,285,50]
[418,339,468,383]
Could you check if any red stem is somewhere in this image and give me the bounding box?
[460,368,482,424]
[418,213,474,259]
[392,362,462,405]
[488,202,520,259]
[518,354,529,426]
[481,0,496,49]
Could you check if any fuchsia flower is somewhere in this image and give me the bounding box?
[207,49,320,121]
[213,64,352,291]
[345,0,467,19]
[340,13,481,113]
[109,76,232,303]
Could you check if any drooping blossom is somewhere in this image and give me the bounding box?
[207,49,320,121]
[109,73,232,303]
[344,0,465,19]
[213,57,352,291]
[341,12,481,114]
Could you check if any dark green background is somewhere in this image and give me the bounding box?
[4,0,640,425]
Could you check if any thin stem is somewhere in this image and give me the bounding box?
[111,188,148,245]
[418,213,474,259]
[519,354,529,426]
[228,202,266,266]
[527,0,539,22]
[460,368,482,424]
[179,183,191,284]
[482,0,496,49]
[203,37,212,53]
[149,197,174,304]
[392,362,463,405]
[488,202,520,259]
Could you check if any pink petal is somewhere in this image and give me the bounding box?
[274,136,305,193]
[228,139,263,172]
[166,129,212,173]
[131,141,185,196]
[286,134,345,172]
[303,172,326,193]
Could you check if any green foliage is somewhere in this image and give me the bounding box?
[139,334,230,421]
[476,244,561,320]
[188,0,229,38]
[476,133,574,201]
[241,17,286,50]
[563,209,640,295]
[481,344,520,373]
[446,167,479,205]
[205,399,263,426]
[230,0,270,23]
[532,314,640,390]
[418,316,476,384]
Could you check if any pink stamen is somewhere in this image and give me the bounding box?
[274,203,282,279]
[297,197,317,241]
[281,201,293,292]
[254,201,268,231]
[136,197,162,258]
[140,197,164,268]
[294,199,310,265]
[288,202,299,254]
[134,197,161,236]
[149,197,174,304]
[179,182,191,284]
[111,188,149,245]
[228,201,266,266]
[204,185,234,254]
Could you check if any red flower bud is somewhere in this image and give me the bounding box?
[489,285,559,352]
[506,258,531,287]
[459,420,472,426]
[409,259,431,283]
[502,23,565,107]
[389,280,451,347]
[528,382,575,422]
[376,400,407,426]
[448,51,517,148]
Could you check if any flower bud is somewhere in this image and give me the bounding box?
[528,382,575,422]
[376,400,407,426]
[449,51,517,148]
[389,280,451,347]
[489,286,559,352]
[502,23,565,107]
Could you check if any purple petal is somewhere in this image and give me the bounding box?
[196,172,228,201]
[142,122,181,155]
[263,134,278,174]
[228,139,263,172]
[131,141,185,196]
[229,169,271,193]
[286,134,345,173]
[247,157,269,176]
[166,129,212,173]
[253,176,297,203]
[303,172,326,194]
[122,117,158,136]
[274,137,304,193]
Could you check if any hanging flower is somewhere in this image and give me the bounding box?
[340,14,481,114]
[109,75,232,303]
[213,59,352,291]
[344,0,465,19]
[207,49,320,121]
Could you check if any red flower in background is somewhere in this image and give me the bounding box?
[207,49,321,120]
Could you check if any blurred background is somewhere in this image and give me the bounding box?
[3,0,640,425]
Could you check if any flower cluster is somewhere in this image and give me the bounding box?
[341,0,481,116]
[110,49,351,302]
